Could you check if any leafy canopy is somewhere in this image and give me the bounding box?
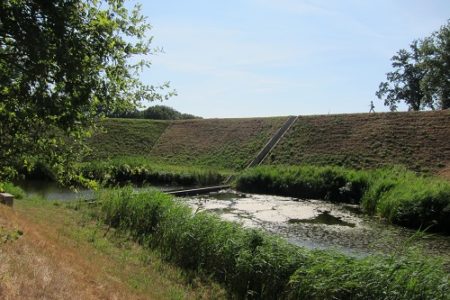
[377,20,450,111]
[0,0,173,181]
[109,105,202,120]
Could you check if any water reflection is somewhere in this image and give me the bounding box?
[288,211,356,228]
[16,180,93,201]
[16,180,190,201]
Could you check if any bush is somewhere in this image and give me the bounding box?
[377,177,450,232]
[0,182,25,199]
[79,156,230,186]
[236,165,368,203]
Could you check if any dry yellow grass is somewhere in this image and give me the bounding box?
[0,202,226,299]
[0,205,103,299]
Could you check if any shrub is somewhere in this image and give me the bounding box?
[79,156,230,186]
[0,182,25,199]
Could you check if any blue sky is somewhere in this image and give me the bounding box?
[136,0,449,118]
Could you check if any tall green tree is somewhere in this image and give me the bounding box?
[376,41,427,111]
[0,0,173,181]
[420,21,450,109]
[376,20,450,111]
[142,105,201,120]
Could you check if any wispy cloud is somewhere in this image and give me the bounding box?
[151,21,308,83]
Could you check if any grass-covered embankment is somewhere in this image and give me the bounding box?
[148,117,287,170]
[80,117,284,186]
[266,111,450,175]
[95,187,449,299]
[78,156,233,186]
[0,184,226,299]
[85,118,169,161]
[236,165,450,233]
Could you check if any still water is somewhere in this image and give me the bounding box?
[16,180,187,201]
[185,190,450,260]
[17,181,450,261]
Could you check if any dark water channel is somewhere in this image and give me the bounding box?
[16,180,188,201]
[18,181,450,262]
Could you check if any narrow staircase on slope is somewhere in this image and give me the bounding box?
[166,115,298,196]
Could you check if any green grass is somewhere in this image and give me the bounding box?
[266,111,450,174]
[0,181,26,199]
[85,117,287,171]
[78,117,285,186]
[147,117,287,170]
[85,118,169,161]
[10,195,226,299]
[78,156,234,186]
[93,187,449,299]
[149,137,270,170]
[235,165,450,234]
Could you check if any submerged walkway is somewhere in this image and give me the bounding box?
[166,185,230,197]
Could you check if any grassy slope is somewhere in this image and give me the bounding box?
[86,118,169,161]
[148,117,287,170]
[266,110,450,174]
[0,200,225,299]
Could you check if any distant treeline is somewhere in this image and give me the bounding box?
[108,105,202,120]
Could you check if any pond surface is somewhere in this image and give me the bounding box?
[17,181,450,262]
[183,190,450,260]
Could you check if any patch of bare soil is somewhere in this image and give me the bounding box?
[437,164,450,181]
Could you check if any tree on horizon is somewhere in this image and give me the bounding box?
[377,20,450,111]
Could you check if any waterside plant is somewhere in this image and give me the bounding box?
[236,165,450,234]
[78,156,232,186]
[95,187,449,299]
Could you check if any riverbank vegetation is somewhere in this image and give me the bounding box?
[78,157,232,186]
[236,165,450,234]
[93,187,449,299]
[2,179,449,298]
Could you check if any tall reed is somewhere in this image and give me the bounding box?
[96,187,449,299]
[236,165,450,233]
